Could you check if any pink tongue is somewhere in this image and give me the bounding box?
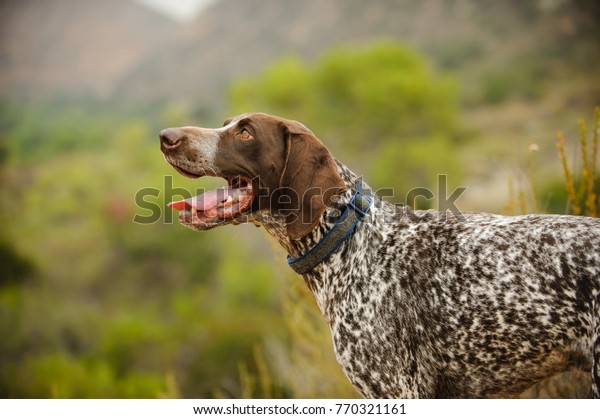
[168,188,231,212]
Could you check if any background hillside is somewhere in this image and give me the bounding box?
[120,0,600,115]
[0,0,598,399]
[0,0,178,101]
[3,0,599,112]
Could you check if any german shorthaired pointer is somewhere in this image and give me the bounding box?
[160,113,600,398]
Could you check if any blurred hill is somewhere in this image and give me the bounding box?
[0,0,178,101]
[2,0,598,113]
[119,0,600,114]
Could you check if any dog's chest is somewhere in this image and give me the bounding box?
[315,249,423,397]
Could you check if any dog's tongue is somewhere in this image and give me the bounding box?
[168,188,231,212]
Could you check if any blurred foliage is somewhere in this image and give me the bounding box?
[231,42,464,204]
[507,108,600,218]
[480,58,550,104]
[433,37,485,70]
[0,241,35,287]
[0,134,36,287]
[230,277,359,399]
[556,107,599,217]
[0,105,287,398]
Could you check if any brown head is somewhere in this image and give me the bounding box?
[159,113,345,239]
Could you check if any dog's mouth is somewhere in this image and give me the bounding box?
[167,174,254,227]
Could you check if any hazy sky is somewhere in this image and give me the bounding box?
[132,0,219,22]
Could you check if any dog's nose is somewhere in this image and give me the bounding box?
[159,128,185,150]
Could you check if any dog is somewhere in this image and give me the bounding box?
[160,112,600,398]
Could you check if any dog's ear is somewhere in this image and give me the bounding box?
[279,120,345,240]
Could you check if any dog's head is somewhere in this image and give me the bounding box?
[160,113,344,239]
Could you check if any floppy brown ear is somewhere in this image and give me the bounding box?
[279,120,345,240]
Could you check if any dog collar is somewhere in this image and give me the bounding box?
[287,180,372,274]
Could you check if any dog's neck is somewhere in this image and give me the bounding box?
[256,159,360,254]
[254,160,400,319]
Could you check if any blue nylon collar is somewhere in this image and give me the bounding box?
[287,180,372,274]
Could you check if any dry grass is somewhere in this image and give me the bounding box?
[556,107,599,217]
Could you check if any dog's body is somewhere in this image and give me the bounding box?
[160,113,600,398]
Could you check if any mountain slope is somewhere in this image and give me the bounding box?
[0,0,178,101]
[1,0,597,112]
[115,0,599,113]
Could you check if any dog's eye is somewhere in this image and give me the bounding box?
[240,129,254,141]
